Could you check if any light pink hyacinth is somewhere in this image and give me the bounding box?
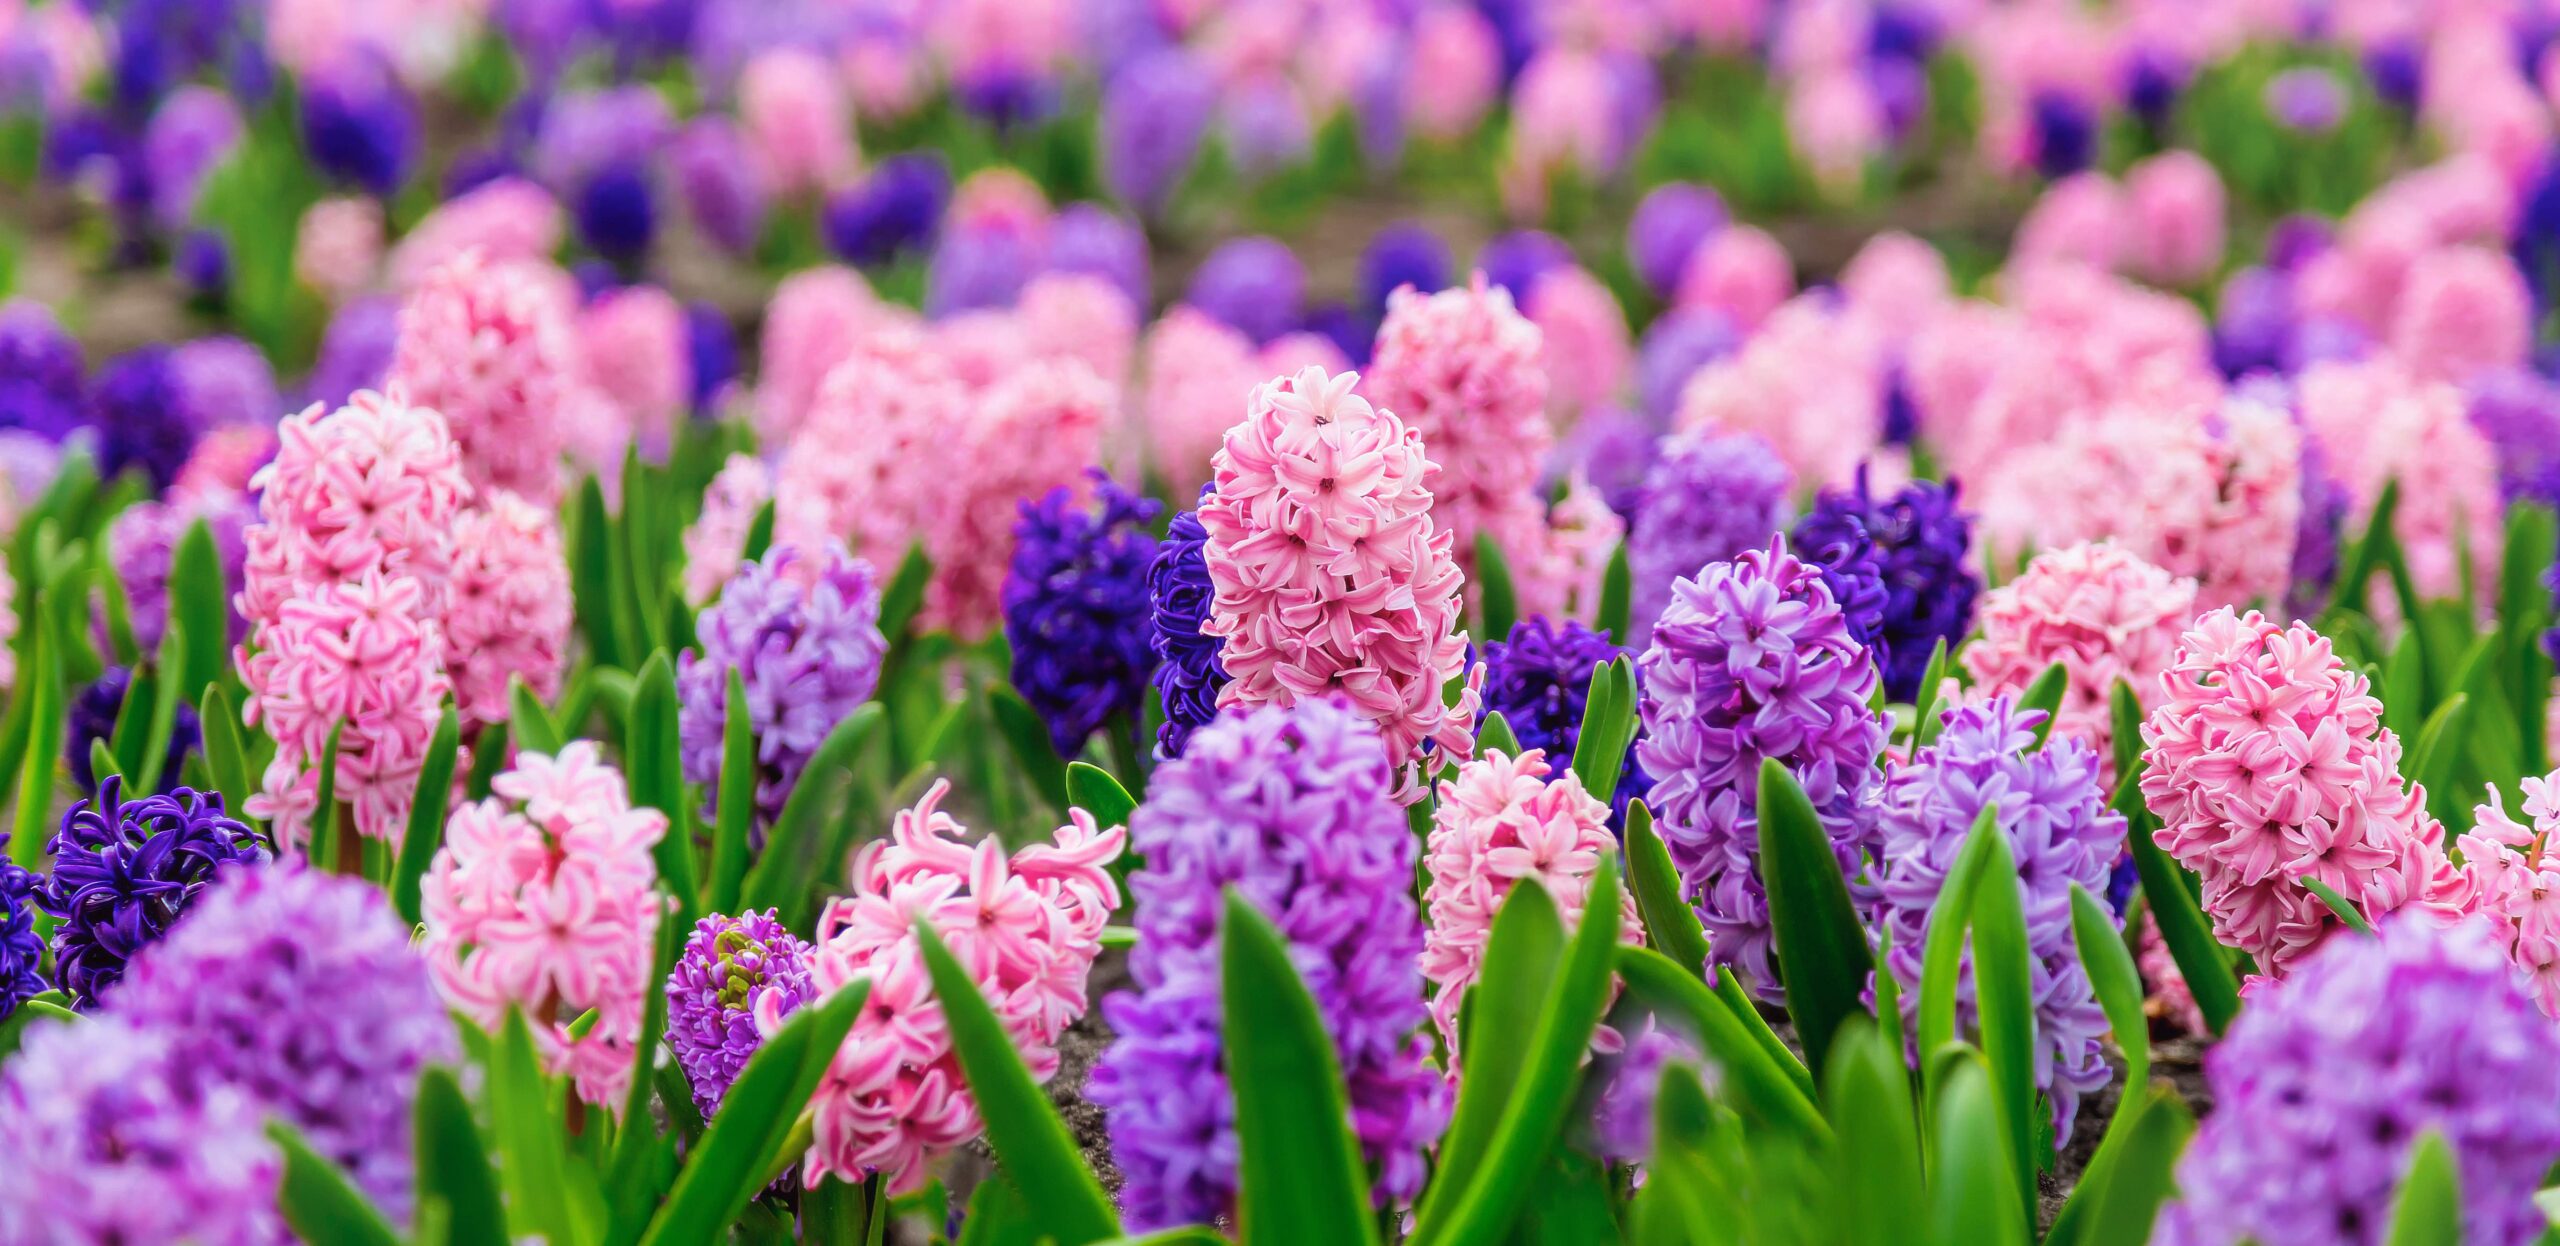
[1963,543,2196,781]
[682,453,774,606]
[756,266,887,443]
[1422,749,1640,1054]
[798,780,1123,1193]
[1017,271,1138,383]
[1676,294,1882,490]
[774,328,961,574]
[387,251,577,506]
[579,285,690,457]
[1501,48,1628,220]
[2140,609,2470,978]
[236,388,471,637]
[2460,775,2560,1016]
[1404,3,1501,140]
[444,493,571,727]
[1676,224,1794,332]
[177,424,280,497]
[2123,151,2227,288]
[1838,231,1952,340]
[1524,265,1632,418]
[1138,306,1261,492]
[386,178,565,292]
[423,742,668,1108]
[294,195,383,300]
[739,47,855,194]
[1787,69,1886,196]
[2388,246,2532,383]
[240,571,451,847]
[927,359,1112,640]
[1198,366,1479,783]
[2295,357,2501,606]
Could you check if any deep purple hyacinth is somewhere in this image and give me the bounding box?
[1636,538,1886,1000]
[1626,182,1725,296]
[1479,617,1649,819]
[1476,229,1573,302]
[822,152,950,268]
[0,300,85,441]
[1100,48,1216,215]
[2156,917,2560,1246]
[684,300,739,414]
[1790,467,1979,703]
[66,667,203,795]
[664,909,816,1119]
[1185,236,1304,345]
[89,346,195,493]
[574,161,659,265]
[1358,221,1452,318]
[299,52,419,195]
[678,543,886,829]
[1091,699,1447,1231]
[2029,89,2096,179]
[2213,266,2294,380]
[114,864,459,1216]
[1627,430,1793,645]
[37,777,266,1008]
[1868,697,2122,1137]
[1005,473,1163,757]
[1147,490,1229,760]
[0,836,40,1019]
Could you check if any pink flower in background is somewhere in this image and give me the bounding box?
[2124,151,2227,287]
[423,742,668,1108]
[240,571,451,847]
[926,359,1113,640]
[1676,224,1794,331]
[932,310,1031,391]
[1676,295,1882,490]
[1524,265,1632,418]
[444,493,571,727]
[1838,231,1951,340]
[2388,246,2531,383]
[236,388,471,637]
[1519,474,1625,624]
[294,196,384,301]
[757,266,890,443]
[387,178,564,291]
[947,167,1052,246]
[177,424,280,497]
[683,454,774,606]
[800,780,1123,1192]
[2296,357,2501,604]
[2137,914,2205,1035]
[1786,69,1885,194]
[1404,4,1501,140]
[776,328,965,580]
[1139,306,1261,492]
[2142,609,2470,977]
[1422,749,1640,1054]
[1257,330,1350,380]
[1501,49,1627,220]
[1963,543,2196,780]
[1199,367,1478,784]
[2012,174,2125,276]
[2461,776,2560,1016]
[579,285,690,457]
[740,47,856,194]
[1018,272,1139,383]
[387,251,577,506]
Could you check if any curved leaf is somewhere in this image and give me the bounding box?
[1824,1020,1924,1246]
[1614,947,1825,1138]
[393,707,462,926]
[271,1121,400,1246]
[2067,884,2145,1093]
[1569,658,1637,806]
[1926,1051,2026,1246]
[510,677,564,757]
[169,517,228,703]
[878,543,932,645]
[492,1009,581,1246]
[1428,880,1565,1220]
[626,652,702,911]
[197,682,255,823]
[413,1065,506,1246]
[1917,805,2001,1081]
[1754,758,1872,1079]
[1066,761,1138,832]
[1623,800,1708,979]
[2017,661,2069,750]
[1476,711,1523,760]
[1219,891,1380,1246]
[1595,542,1631,642]
[1907,636,1952,747]
[708,668,757,914]
[1474,531,1518,643]
[743,705,885,916]
[2064,1088,2194,1246]
[2109,679,2144,793]
[990,684,1071,815]
[2387,1131,2462,1246]
[1968,830,2040,1199]
[2302,878,2374,935]
[2123,798,2240,1035]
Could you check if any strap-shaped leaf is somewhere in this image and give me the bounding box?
[2068,883,2145,1092]
[393,707,461,926]
[11,603,63,866]
[1754,758,1872,1079]
[741,499,777,567]
[271,1120,400,1246]
[570,476,623,669]
[0,997,74,1060]
[877,543,932,645]
[2386,1130,2463,1246]
[708,669,757,914]
[2302,878,2375,935]
[1477,710,1523,759]
[1925,1050,2027,1246]
[1569,658,1637,816]
[1907,636,1951,747]
[414,1065,506,1246]
[1067,761,1139,832]
[2324,477,2400,628]
[197,683,256,822]
[1824,1019,1924,1246]
[1915,805,1998,1093]
[742,705,885,917]
[626,652,702,911]
[2121,784,2240,1035]
[1968,829,2040,1203]
[1474,531,1518,644]
[990,684,1071,816]
[310,720,348,872]
[1714,965,1813,1100]
[1219,890,1380,1246]
[133,617,186,795]
[492,1008,582,1246]
[1595,542,1631,642]
[510,677,564,757]
[2109,679,2144,792]
[2016,661,2068,749]
[605,910,689,1246]
[1614,946,1825,1138]
[1623,800,1708,978]
[169,518,230,703]
[1429,881,1566,1219]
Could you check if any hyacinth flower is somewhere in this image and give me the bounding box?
[1422,748,1641,1055]
[1868,698,2123,1136]
[2140,609,2470,978]
[38,777,266,1008]
[664,910,817,1120]
[1789,468,1979,703]
[797,780,1123,1192]
[681,453,773,607]
[422,743,668,1108]
[1636,537,1886,1000]
[2154,917,2560,1246]
[2456,773,2560,1016]
[66,666,201,795]
[114,864,459,1216]
[1093,700,1444,1229]
[442,491,573,727]
[1963,542,2194,782]
[1004,472,1163,758]
[237,571,453,850]
[679,543,885,832]
[0,298,86,442]
[0,834,42,1019]
[108,489,251,653]
[385,249,577,507]
[88,346,197,492]
[1196,366,1478,786]
[1477,617,1649,819]
[1147,490,1228,760]
[1627,430,1794,645]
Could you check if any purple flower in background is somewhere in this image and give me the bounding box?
[300,52,419,195]
[925,222,1042,317]
[1185,236,1304,345]
[1636,538,1885,1000]
[2281,400,2351,623]
[1546,404,1656,521]
[304,296,400,408]
[575,161,659,264]
[1627,182,1725,296]
[0,300,85,441]
[2155,917,2560,1246]
[2213,266,2294,379]
[141,85,241,230]
[1589,1023,1690,1162]
[0,835,39,1020]
[0,1016,285,1244]
[1301,301,1371,367]
[2121,46,2186,135]
[1005,473,1162,757]
[1637,307,1738,421]
[38,778,266,1008]
[2265,66,2348,134]
[1477,229,1572,301]
[665,909,816,1119]
[536,86,673,264]
[170,336,278,430]
[115,864,459,1216]
[672,117,768,256]
[1092,699,1447,1230]
[2467,369,2560,509]
[684,301,739,414]
[2365,39,2424,112]
[1358,222,1452,318]
[1221,73,1312,176]
[1790,468,1979,703]
[1047,203,1151,309]
[89,346,195,491]
[1790,503,1890,657]
[1100,49,1215,214]
[822,152,950,267]
[66,667,202,795]
[1479,617,1649,818]
[1147,490,1228,760]
[2029,89,2096,179]
[1868,698,2122,1137]
[679,543,886,829]
[1627,430,1793,644]
[177,229,231,302]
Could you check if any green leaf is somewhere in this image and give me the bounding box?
[2053,1088,2194,1246]
[0,997,75,1060]
[1569,657,1637,807]
[492,1009,582,1246]
[708,669,757,914]
[2326,477,2400,626]
[742,705,885,917]
[1918,806,2001,1081]
[510,678,564,757]
[1474,530,1518,643]
[2068,884,2145,1093]
[1968,830,2041,1199]
[1907,636,1952,746]
[309,720,348,873]
[393,707,462,926]
[2110,679,2145,791]
[878,543,932,644]
[1431,881,1566,1218]
[1477,710,1522,759]
[570,477,623,670]
[168,518,229,703]
[1754,758,1872,1079]
[606,910,688,1246]
[916,924,1120,1244]
[87,738,121,788]
[990,684,1071,816]
[1925,1051,2027,1246]
[271,1121,401,1246]
[2386,1131,2463,1246]
[107,663,154,786]
[2123,791,2241,1035]
[2384,628,2428,739]
[2300,878,2375,935]
[1066,761,1139,831]
[1596,542,1631,641]
[133,618,186,795]
[1219,891,1381,1246]
[1824,1020,1925,1246]
[2408,692,2470,819]
[1714,965,1816,1103]
[414,1066,507,1246]
[626,653,701,912]
[11,605,63,867]
[2016,661,2069,749]
[93,545,138,668]
[197,683,256,821]
[741,499,777,567]
[1624,800,1708,978]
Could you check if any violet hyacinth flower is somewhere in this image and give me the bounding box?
[664,909,816,1119]
[1477,229,1573,301]
[1478,617,1648,819]
[1636,307,1738,421]
[66,667,201,795]
[822,152,949,267]
[1100,49,1216,215]
[1637,538,1886,999]
[299,51,419,195]
[1004,473,1163,757]
[88,346,196,491]
[1868,698,2122,1137]
[1627,182,1725,296]
[0,835,39,1020]
[1046,203,1151,309]
[304,296,401,408]
[1147,489,1229,760]
[114,864,460,1216]
[1789,468,1980,703]
[678,543,886,829]
[1092,699,1447,1230]
[37,777,266,1008]
[1358,221,1452,317]
[1627,430,1793,644]
[671,117,768,256]
[0,299,85,441]
[1184,236,1305,345]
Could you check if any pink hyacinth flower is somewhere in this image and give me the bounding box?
[1524,264,1633,419]
[579,284,691,458]
[755,266,892,443]
[1675,224,1794,332]
[294,195,384,301]
[2461,775,2560,1016]
[236,387,471,643]
[2124,151,2227,288]
[444,493,572,727]
[740,47,857,195]
[923,358,1113,640]
[386,251,578,506]
[2295,357,2501,606]
[387,178,565,292]
[1675,294,1882,491]
[2388,245,2532,384]
[1963,543,2195,784]
[240,571,452,847]
[682,453,775,607]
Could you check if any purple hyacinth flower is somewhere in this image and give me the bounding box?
[0,833,38,1019]
[0,299,85,441]
[665,909,816,1119]
[37,777,266,1008]
[1146,488,1228,760]
[671,117,768,256]
[1626,430,1793,645]
[1789,467,1979,703]
[1477,229,1573,302]
[684,300,739,415]
[822,152,950,267]
[1358,221,1453,319]
[1004,472,1162,757]
[1046,203,1151,310]
[678,543,886,830]
[1636,307,1738,422]
[2265,65,2349,134]
[66,667,202,795]
[2029,89,2095,179]
[1100,49,1216,215]
[1184,236,1304,345]
[170,335,279,430]
[89,346,196,491]
[299,51,419,195]
[304,295,400,409]
[1627,182,1725,297]
[1479,616,1650,820]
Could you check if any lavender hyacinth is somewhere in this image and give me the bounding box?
[1636,538,1886,999]
[1478,617,1648,819]
[1147,491,1229,760]
[0,836,39,1019]
[1092,700,1447,1229]
[664,910,816,1119]
[109,491,253,652]
[114,864,459,1215]
[1626,182,1725,296]
[1868,698,2121,1137]
[2157,917,2560,1246]
[38,778,265,1008]
[1627,430,1793,644]
[678,543,886,829]
[1004,473,1162,757]
[1099,49,1216,215]
[1789,468,1979,703]
[1184,236,1305,345]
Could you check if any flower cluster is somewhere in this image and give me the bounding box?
[1790,469,1978,703]
[1962,543,2195,779]
[108,488,251,653]
[798,780,1123,1192]
[384,250,577,505]
[1147,491,1228,760]
[680,453,774,607]
[66,666,202,795]
[1636,538,1886,998]
[1094,700,1445,1229]
[238,572,452,846]
[2456,775,2560,1016]
[678,543,886,829]
[421,743,668,1107]
[442,492,572,726]
[2140,609,2469,976]
[236,388,471,632]
[1628,430,1793,644]
[1003,473,1162,757]
[1477,617,1648,817]
[38,779,266,1007]
[664,910,817,1119]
